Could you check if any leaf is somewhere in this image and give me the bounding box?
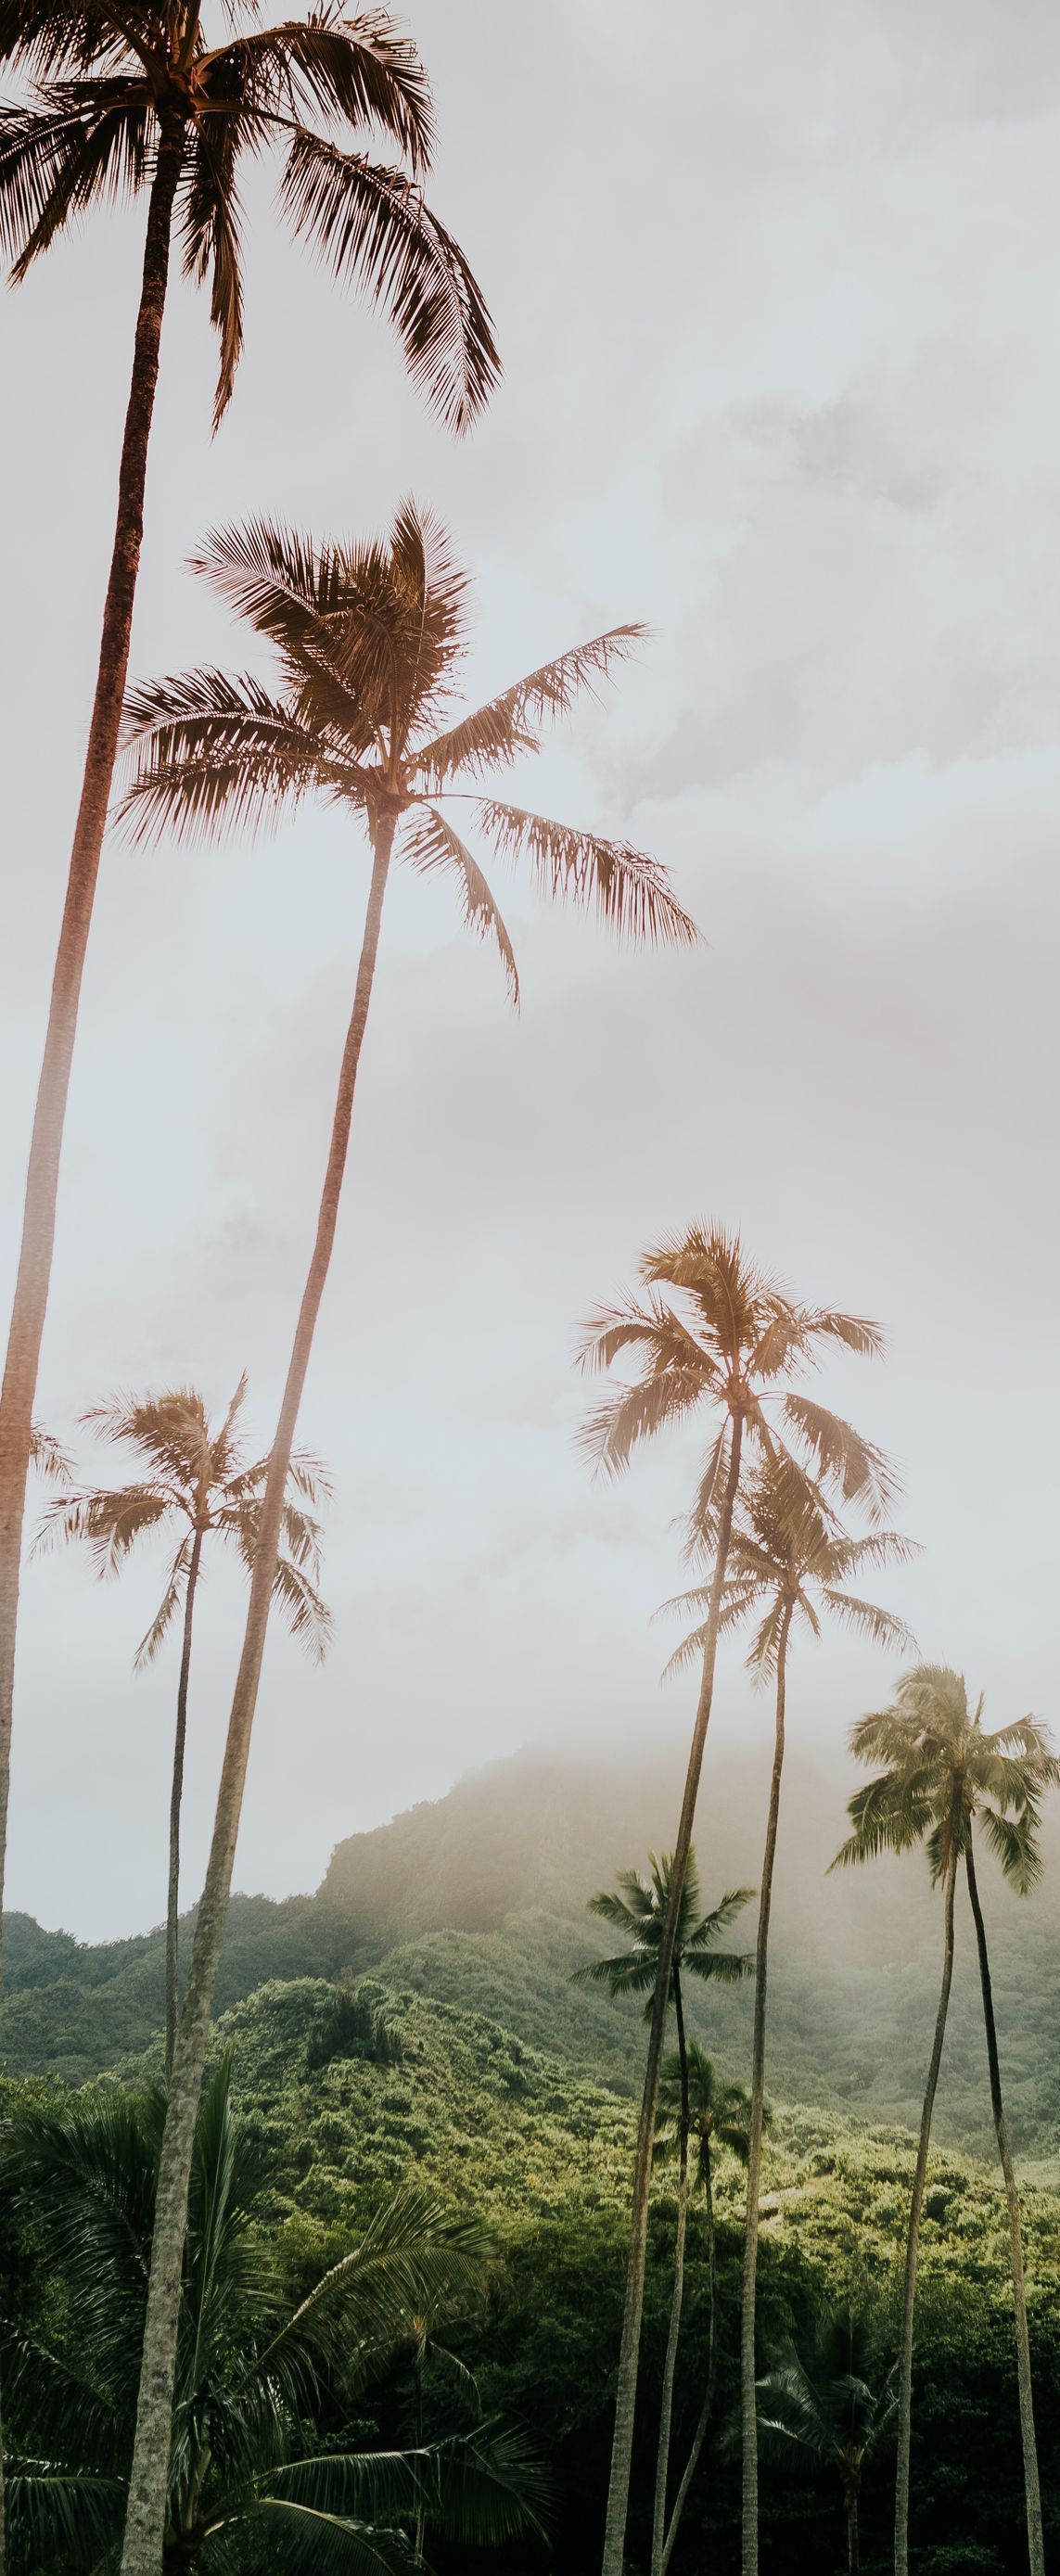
[280,131,500,431]
[410,626,646,784]
[476,798,698,947]
[400,804,519,1001]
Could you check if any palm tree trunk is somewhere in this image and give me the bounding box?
[119,813,397,2576]
[651,1971,690,2576]
[659,2132,717,2571]
[601,1413,744,2576]
[413,2338,426,2563]
[846,2484,860,2576]
[894,1839,958,2576]
[166,1527,205,2080]
[964,1840,1043,2576]
[0,113,185,2573]
[741,1598,794,2576]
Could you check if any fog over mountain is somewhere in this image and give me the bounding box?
[4,0,1060,1938]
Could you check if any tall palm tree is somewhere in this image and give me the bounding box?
[576,1855,752,2576]
[1,2057,547,2572]
[576,1224,895,2576]
[654,2041,752,2574]
[756,2304,898,2575]
[832,1664,1058,2576]
[117,504,696,2574]
[35,1377,330,2076]
[0,0,496,2061]
[662,1459,914,2576]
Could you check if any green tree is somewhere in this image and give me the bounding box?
[117,502,696,2571]
[0,0,496,2175]
[756,2303,898,2575]
[655,2042,752,2572]
[664,1458,913,2575]
[1,2057,546,2574]
[576,1855,752,2576]
[576,1223,894,2576]
[36,1377,330,2074]
[833,1664,1057,2576]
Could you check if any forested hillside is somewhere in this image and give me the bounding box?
[5,1740,1059,2158]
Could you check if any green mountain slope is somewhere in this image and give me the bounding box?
[5,1739,1060,2155]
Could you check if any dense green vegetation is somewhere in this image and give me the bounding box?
[6,1964,1055,2572]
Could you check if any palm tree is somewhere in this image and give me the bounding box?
[662,1459,914,2576]
[1,2056,546,2574]
[832,1664,1058,2576]
[756,2304,898,2575]
[655,2041,752,2573]
[35,1377,330,2076]
[576,1223,895,2576]
[576,1855,752,2576]
[116,504,696,2571]
[0,0,496,2072]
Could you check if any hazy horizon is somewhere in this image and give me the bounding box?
[5,0,1060,1941]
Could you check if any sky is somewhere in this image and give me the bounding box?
[3,0,1060,1940]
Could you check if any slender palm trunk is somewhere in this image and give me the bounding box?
[846,2484,860,2576]
[651,1972,689,2576]
[0,117,185,2570]
[414,2340,426,2563]
[964,1841,1043,2576]
[119,816,396,2576]
[741,1599,794,2576]
[601,1413,744,2576]
[894,1838,958,2576]
[659,2136,717,2572]
[166,1526,205,2079]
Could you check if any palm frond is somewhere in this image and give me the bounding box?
[33,1483,171,1575]
[476,799,697,946]
[410,627,646,784]
[401,804,519,1002]
[818,1588,915,1654]
[780,1395,899,1521]
[133,1536,193,1668]
[180,106,244,431]
[208,10,435,174]
[29,1422,72,1483]
[577,1369,706,1480]
[119,670,332,845]
[0,80,152,279]
[279,131,499,431]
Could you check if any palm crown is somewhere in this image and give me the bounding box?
[36,1375,330,1662]
[0,4,499,429]
[833,1664,1060,1894]
[656,2041,753,2188]
[119,504,698,985]
[576,1853,753,2021]
[577,1224,895,1538]
[756,2304,897,2490]
[660,1458,916,1683]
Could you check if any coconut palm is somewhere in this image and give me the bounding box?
[116,504,696,2570]
[1,2056,546,2575]
[756,2304,898,2575]
[576,1224,894,2576]
[576,1855,752,2576]
[662,1459,914,2576]
[654,2042,752,2573]
[36,1377,330,2075]
[832,1664,1057,2576]
[0,0,496,2096]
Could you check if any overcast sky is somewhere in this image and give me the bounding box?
[4,0,1060,1941]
